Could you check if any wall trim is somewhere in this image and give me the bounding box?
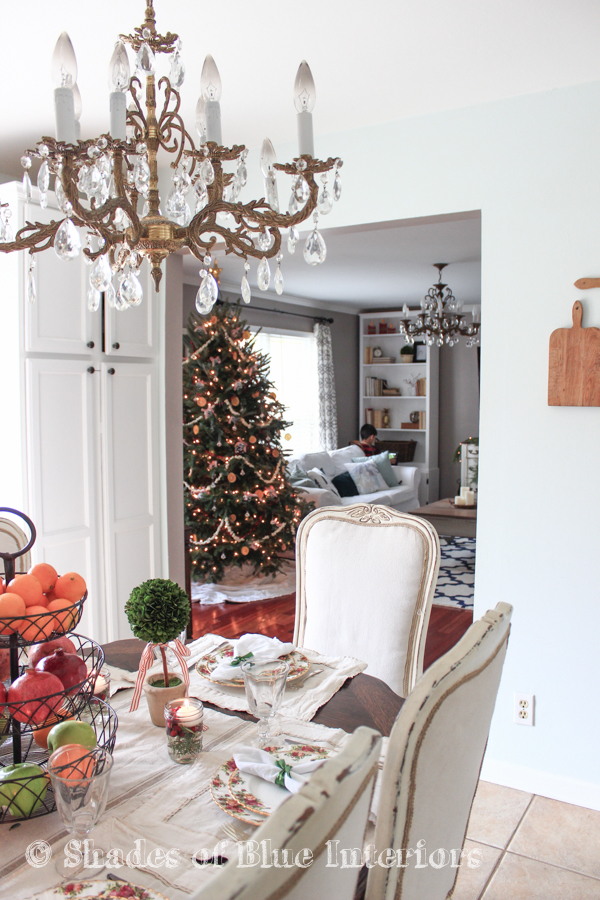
[481,757,600,811]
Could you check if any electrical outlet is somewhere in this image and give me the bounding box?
[514,693,534,726]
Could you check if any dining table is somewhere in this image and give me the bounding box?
[103,638,405,737]
[3,636,404,900]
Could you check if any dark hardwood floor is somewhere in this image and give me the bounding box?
[191,595,473,673]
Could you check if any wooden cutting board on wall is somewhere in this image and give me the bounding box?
[548,301,600,406]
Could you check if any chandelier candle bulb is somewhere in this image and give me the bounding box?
[52,32,78,144]
[201,55,222,145]
[294,61,316,157]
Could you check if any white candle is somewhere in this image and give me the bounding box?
[94,674,108,695]
[201,55,222,145]
[52,32,78,144]
[54,88,77,143]
[175,700,203,728]
[465,491,475,506]
[460,486,470,498]
[455,496,466,507]
[294,61,316,157]
[110,93,127,140]
[108,41,129,140]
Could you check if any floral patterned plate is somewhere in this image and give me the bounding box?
[227,743,330,816]
[195,644,311,687]
[209,757,266,826]
[29,880,168,900]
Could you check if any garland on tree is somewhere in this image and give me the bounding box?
[183,299,311,582]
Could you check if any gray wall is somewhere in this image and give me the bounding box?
[438,342,480,498]
[183,286,359,449]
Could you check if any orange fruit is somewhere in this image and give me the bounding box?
[54,573,87,604]
[48,744,95,780]
[33,714,74,750]
[17,607,56,641]
[8,574,44,608]
[0,580,4,596]
[0,593,27,634]
[44,589,59,603]
[47,599,78,632]
[28,563,58,594]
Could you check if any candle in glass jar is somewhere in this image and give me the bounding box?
[174,699,204,727]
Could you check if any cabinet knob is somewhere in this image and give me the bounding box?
[112,342,120,350]
[108,368,115,375]
[87,367,95,374]
[87,341,95,349]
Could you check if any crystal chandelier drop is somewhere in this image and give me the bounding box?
[399,263,481,348]
[0,1,343,317]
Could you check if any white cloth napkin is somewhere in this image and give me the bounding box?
[210,633,295,682]
[233,745,324,793]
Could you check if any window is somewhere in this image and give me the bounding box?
[251,328,320,457]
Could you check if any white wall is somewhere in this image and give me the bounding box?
[288,81,600,808]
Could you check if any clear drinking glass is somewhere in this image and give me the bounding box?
[241,658,289,748]
[48,745,113,877]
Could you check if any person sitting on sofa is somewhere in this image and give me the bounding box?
[353,423,380,457]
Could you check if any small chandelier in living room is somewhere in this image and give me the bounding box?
[399,263,481,347]
[0,1,342,316]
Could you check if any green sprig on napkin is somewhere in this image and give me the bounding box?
[274,759,293,788]
[231,651,254,667]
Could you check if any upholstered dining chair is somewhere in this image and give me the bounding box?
[365,601,513,900]
[188,726,382,900]
[294,503,441,697]
[0,516,31,579]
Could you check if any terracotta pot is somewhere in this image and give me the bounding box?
[143,672,187,727]
[400,354,414,363]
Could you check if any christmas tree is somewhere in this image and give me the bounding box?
[183,299,310,583]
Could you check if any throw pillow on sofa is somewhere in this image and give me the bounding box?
[287,461,320,490]
[345,460,388,494]
[351,450,400,487]
[331,471,359,498]
[307,468,341,497]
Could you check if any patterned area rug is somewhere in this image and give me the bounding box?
[434,537,475,610]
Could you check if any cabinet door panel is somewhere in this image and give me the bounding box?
[25,359,106,642]
[101,362,161,640]
[25,201,92,354]
[104,260,158,358]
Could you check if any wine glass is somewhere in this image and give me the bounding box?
[48,744,113,877]
[241,658,289,748]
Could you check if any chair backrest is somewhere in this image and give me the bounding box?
[294,504,440,697]
[190,726,382,900]
[0,517,31,578]
[365,602,512,900]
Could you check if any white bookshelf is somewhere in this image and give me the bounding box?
[359,313,439,505]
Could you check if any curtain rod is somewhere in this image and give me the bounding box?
[216,297,333,324]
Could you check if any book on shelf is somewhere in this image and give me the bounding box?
[416,377,427,396]
[372,357,395,364]
[373,409,384,429]
[382,387,400,396]
[419,410,426,429]
[364,346,373,364]
[401,422,420,429]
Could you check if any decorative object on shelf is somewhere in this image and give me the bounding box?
[164,697,204,764]
[183,300,309,583]
[400,345,415,363]
[124,577,191,722]
[373,347,383,358]
[453,437,479,496]
[0,1,343,318]
[409,411,420,424]
[379,320,387,334]
[399,263,481,348]
[367,321,376,334]
[402,372,420,396]
[548,301,600,406]
[382,409,391,428]
[414,342,427,362]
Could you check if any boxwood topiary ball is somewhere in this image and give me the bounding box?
[125,578,190,644]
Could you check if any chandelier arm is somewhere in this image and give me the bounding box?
[0,220,60,255]
[128,78,148,135]
[155,78,196,172]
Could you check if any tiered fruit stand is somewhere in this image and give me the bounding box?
[0,508,118,823]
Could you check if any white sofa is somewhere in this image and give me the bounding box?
[289,445,421,512]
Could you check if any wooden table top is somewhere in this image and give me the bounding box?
[103,639,404,738]
[411,496,477,520]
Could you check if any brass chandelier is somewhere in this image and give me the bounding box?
[0,1,342,315]
[398,263,480,348]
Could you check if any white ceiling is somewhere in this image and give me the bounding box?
[1,0,599,179]
[182,212,482,311]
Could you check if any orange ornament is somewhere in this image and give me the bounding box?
[249,436,257,444]
[252,392,259,398]
[197,397,207,407]
[272,449,280,458]
[229,514,236,522]
[231,396,240,407]
[255,490,264,500]
[193,425,199,435]
[54,572,87,603]
[211,315,218,324]
[243,330,251,340]
[241,547,249,556]
[227,473,237,483]
[269,392,276,399]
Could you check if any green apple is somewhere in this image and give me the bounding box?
[47,719,97,754]
[0,763,48,817]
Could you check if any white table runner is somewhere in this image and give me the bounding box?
[1,684,350,900]
[107,633,367,722]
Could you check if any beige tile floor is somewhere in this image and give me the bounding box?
[451,781,600,899]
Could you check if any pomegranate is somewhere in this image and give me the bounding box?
[28,637,77,669]
[36,648,87,693]
[0,681,6,708]
[7,668,65,725]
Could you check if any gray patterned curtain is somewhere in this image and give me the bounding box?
[313,321,338,451]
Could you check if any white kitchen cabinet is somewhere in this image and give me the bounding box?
[0,181,165,643]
